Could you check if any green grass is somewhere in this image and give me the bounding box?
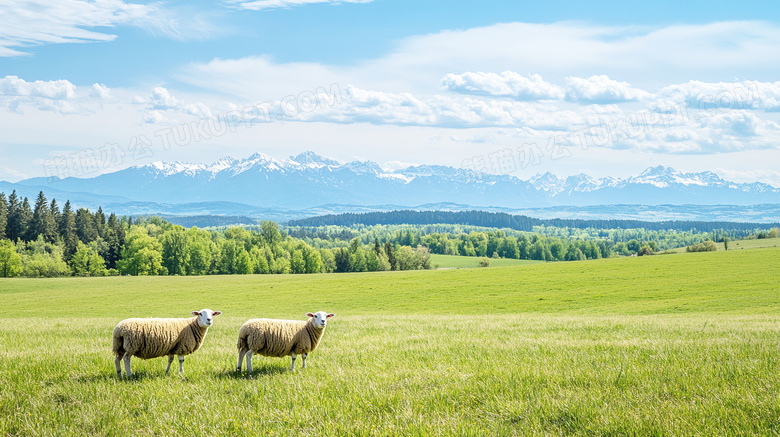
[1,247,779,435]
[430,253,542,269]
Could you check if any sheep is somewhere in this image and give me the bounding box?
[236,311,334,372]
[112,309,222,378]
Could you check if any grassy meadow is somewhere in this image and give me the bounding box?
[1,245,779,435]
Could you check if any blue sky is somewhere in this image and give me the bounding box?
[1,0,780,185]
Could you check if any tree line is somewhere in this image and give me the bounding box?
[283,222,768,260]
[0,190,432,277]
[288,209,780,233]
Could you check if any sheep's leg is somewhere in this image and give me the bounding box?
[165,355,175,375]
[178,356,185,374]
[290,353,297,371]
[114,355,122,377]
[237,349,247,372]
[301,353,308,369]
[122,353,133,378]
[245,350,253,373]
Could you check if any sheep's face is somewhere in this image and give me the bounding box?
[306,311,335,329]
[192,309,222,327]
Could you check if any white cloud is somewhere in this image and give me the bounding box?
[658,80,780,112]
[441,71,565,100]
[614,109,780,154]
[149,87,179,110]
[0,0,219,56]
[565,75,651,103]
[0,76,212,120]
[143,110,173,124]
[358,21,780,91]
[132,5,224,42]
[284,85,583,130]
[175,21,780,109]
[699,110,780,139]
[0,76,77,99]
[0,0,150,56]
[232,0,373,11]
[0,75,93,114]
[132,86,186,111]
[183,102,214,118]
[127,86,224,124]
[89,83,112,101]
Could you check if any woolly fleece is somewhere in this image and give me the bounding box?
[113,316,209,360]
[237,318,325,358]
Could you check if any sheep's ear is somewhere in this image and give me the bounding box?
[213,311,222,316]
[306,312,314,317]
[191,311,200,316]
[327,313,335,318]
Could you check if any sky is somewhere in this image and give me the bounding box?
[1,0,780,186]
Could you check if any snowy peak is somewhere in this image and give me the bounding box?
[209,156,238,172]
[102,153,778,208]
[638,165,675,177]
[563,173,606,193]
[134,154,776,196]
[628,166,729,189]
[530,172,566,193]
[398,165,464,178]
[146,160,205,177]
[231,152,283,174]
[11,151,780,215]
[341,160,383,175]
[289,151,341,168]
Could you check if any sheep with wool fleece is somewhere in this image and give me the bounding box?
[237,311,335,372]
[112,309,221,378]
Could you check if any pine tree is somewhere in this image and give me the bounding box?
[19,197,33,242]
[59,201,78,258]
[75,208,97,243]
[30,191,58,243]
[373,238,384,256]
[95,207,106,238]
[49,199,61,237]
[384,241,397,270]
[0,193,7,240]
[6,190,23,241]
[333,247,352,273]
[104,213,123,269]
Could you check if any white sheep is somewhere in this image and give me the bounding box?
[236,311,334,372]
[112,309,222,378]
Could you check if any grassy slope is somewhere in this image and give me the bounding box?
[2,246,779,318]
[1,247,779,436]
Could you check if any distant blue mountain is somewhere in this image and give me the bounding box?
[5,151,779,222]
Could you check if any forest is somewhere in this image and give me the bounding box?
[1,190,777,278]
[0,190,430,278]
[282,221,776,258]
[288,209,779,233]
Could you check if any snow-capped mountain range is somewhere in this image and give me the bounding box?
[4,151,779,220]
